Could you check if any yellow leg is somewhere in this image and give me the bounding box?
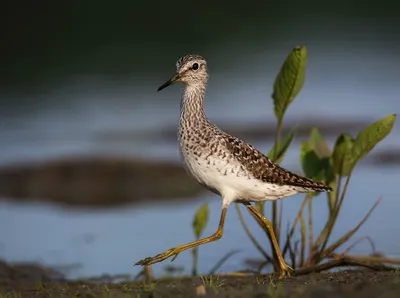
[135,208,227,266]
[243,202,293,279]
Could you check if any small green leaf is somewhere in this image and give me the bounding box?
[267,126,297,163]
[300,141,324,180]
[309,128,331,158]
[300,140,334,199]
[332,133,355,176]
[307,127,336,206]
[352,114,396,162]
[272,46,307,121]
[193,203,209,239]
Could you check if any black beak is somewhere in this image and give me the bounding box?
[157,74,181,92]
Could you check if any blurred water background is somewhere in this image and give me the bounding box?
[1,0,399,280]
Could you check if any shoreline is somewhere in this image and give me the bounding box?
[1,259,399,298]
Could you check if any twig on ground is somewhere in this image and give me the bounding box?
[294,256,397,276]
[343,236,376,255]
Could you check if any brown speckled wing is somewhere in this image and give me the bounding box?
[224,136,332,192]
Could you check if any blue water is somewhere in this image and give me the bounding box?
[1,165,399,279]
[1,37,400,279]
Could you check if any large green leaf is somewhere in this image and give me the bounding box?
[267,127,297,163]
[192,203,209,239]
[272,46,308,121]
[332,133,355,176]
[352,114,396,162]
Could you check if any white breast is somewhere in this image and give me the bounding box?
[182,149,301,203]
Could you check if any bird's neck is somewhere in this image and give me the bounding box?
[179,83,208,127]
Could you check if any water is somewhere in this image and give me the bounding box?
[1,12,400,279]
[1,48,400,165]
[1,166,399,279]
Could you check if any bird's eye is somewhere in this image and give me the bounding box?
[192,63,199,70]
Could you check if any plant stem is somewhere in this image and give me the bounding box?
[235,204,273,263]
[319,173,352,253]
[343,236,375,255]
[278,199,283,243]
[320,197,381,258]
[256,202,264,214]
[299,214,306,267]
[192,247,199,276]
[294,256,396,276]
[282,193,312,257]
[307,196,314,263]
[273,117,283,161]
[271,117,283,271]
[329,253,400,265]
[144,266,154,283]
[272,118,283,244]
[334,175,342,210]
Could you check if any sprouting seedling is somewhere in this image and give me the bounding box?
[192,203,210,275]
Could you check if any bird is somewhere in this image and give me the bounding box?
[135,54,332,278]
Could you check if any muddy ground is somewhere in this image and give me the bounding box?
[1,259,400,298]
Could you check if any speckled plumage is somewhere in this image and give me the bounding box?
[156,54,332,209]
[173,54,331,207]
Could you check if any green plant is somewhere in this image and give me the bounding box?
[191,203,209,276]
[241,46,397,274]
[139,281,158,293]
[200,275,225,293]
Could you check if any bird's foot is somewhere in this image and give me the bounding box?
[278,263,294,279]
[135,247,181,266]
